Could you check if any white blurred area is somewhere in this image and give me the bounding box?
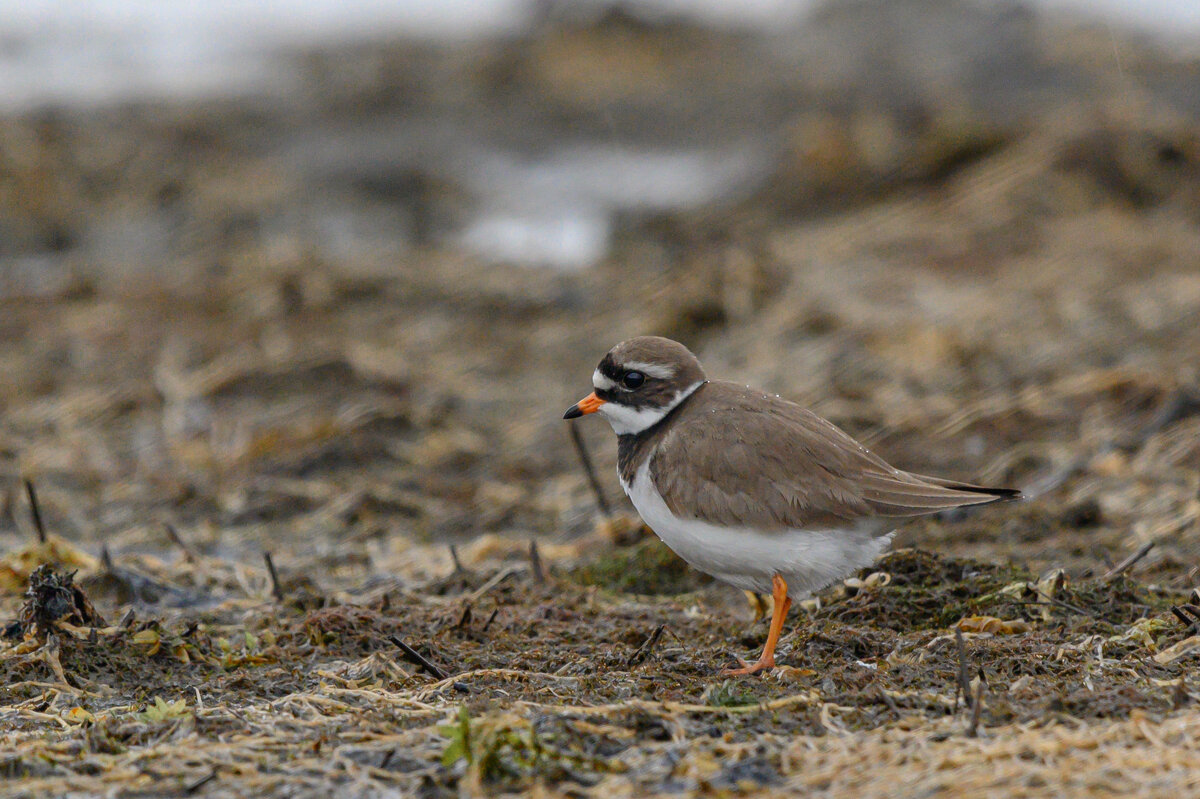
[1,0,1199,110]
[2,0,1199,272]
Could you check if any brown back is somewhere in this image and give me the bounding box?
[619,381,1014,532]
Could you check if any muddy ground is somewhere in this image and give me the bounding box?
[3,1,1200,797]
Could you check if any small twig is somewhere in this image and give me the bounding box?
[482,608,499,633]
[379,592,391,613]
[877,686,902,717]
[1103,541,1155,579]
[466,565,523,603]
[100,545,115,573]
[263,552,284,602]
[627,624,666,667]
[1016,588,1098,619]
[1172,606,1198,632]
[185,770,217,794]
[118,609,137,630]
[378,749,395,770]
[224,707,253,729]
[569,424,612,519]
[967,674,984,737]
[448,544,465,574]
[455,602,473,630]
[388,635,449,680]
[24,480,47,544]
[164,523,197,562]
[954,628,973,711]
[1172,605,1200,632]
[529,539,545,584]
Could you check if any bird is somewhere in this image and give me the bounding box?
[563,336,1019,675]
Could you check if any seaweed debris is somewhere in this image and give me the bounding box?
[7,565,106,640]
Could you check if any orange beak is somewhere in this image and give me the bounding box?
[563,392,606,419]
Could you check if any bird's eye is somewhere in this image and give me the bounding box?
[622,370,645,389]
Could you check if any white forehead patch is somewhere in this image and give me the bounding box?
[592,369,616,391]
[621,360,675,380]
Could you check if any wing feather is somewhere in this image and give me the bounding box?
[647,383,1016,531]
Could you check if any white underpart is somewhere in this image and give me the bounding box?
[597,381,703,436]
[622,459,894,595]
[592,369,616,391]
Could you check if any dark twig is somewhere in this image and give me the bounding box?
[529,539,545,584]
[388,635,449,680]
[569,424,612,519]
[24,480,47,544]
[1172,604,1200,632]
[627,624,666,667]
[119,608,137,630]
[379,749,395,770]
[100,545,115,573]
[263,552,284,602]
[481,608,499,633]
[954,628,973,711]
[164,523,197,562]
[185,770,217,794]
[967,674,984,737]
[1103,541,1155,579]
[455,602,473,630]
[1171,606,1199,633]
[448,544,465,574]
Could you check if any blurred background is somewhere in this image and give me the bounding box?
[2,0,1200,587]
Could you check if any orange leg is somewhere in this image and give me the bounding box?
[722,574,791,676]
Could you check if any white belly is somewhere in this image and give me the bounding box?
[622,460,893,595]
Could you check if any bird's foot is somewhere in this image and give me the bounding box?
[720,654,775,676]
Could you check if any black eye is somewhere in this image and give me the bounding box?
[622,370,645,389]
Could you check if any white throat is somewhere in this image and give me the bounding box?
[597,381,703,436]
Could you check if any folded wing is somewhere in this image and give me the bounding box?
[648,388,1018,532]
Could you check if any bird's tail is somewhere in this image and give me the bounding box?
[905,473,1022,503]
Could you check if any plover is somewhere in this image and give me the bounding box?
[564,336,1018,675]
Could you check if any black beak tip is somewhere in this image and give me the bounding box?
[563,405,582,420]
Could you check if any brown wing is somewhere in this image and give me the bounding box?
[648,382,1016,532]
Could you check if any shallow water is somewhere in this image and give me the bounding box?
[2,1,1197,270]
[1,0,1197,113]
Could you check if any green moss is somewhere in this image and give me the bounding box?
[704,680,758,708]
[822,549,1038,631]
[821,550,1183,633]
[569,538,711,595]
